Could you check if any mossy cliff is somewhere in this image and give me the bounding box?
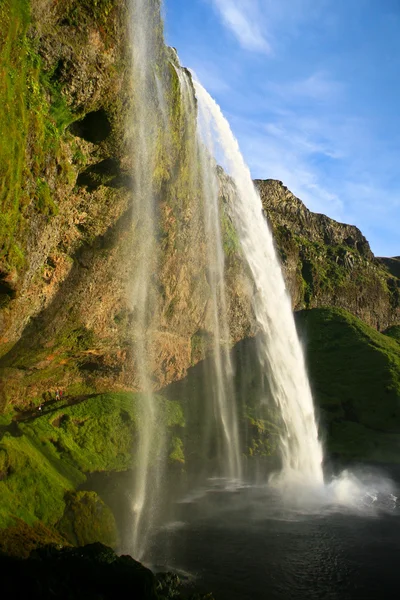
[0,0,254,557]
[0,0,134,408]
[1,1,396,416]
[257,179,400,330]
[0,391,184,553]
[0,0,254,413]
[296,307,400,464]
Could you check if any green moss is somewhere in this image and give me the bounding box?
[244,407,281,458]
[0,393,138,529]
[285,234,389,308]
[61,0,116,38]
[169,436,185,464]
[328,421,400,463]
[0,432,84,528]
[221,209,240,257]
[164,399,185,428]
[0,0,74,273]
[35,178,59,216]
[0,392,186,532]
[24,393,136,474]
[0,412,13,427]
[57,491,118,548]
[55,325,95,353]
[297,307,400,461]
[0,518,68,558]
[385,325,400,344]
[190,331,208,365]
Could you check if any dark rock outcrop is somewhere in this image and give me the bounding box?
[0,542,214,599]
[257,179,400,329]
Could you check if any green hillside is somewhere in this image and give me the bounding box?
[297,307,400,463]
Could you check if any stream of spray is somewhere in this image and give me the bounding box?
[176,69,242,483]
[193,79,324,487]
[128,0,166,559]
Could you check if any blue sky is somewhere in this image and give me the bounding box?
[163,0,400,257]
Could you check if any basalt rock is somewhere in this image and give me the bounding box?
[0,541,214,599]
[0,0,254,411]
[256,179,399,330]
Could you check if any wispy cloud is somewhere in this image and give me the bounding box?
[269,72,343,103]
[208,0,271,53]
[234,115,345,219]
[207,0,327,55]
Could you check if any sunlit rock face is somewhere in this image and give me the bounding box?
[0,0,255,411]
[257,179,400,330]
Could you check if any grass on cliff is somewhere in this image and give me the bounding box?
[384,325,400,344]
[21,393,136,474]
[285,233,388,309]
[0,432,83,528]
[297,307,400,462]
[0,0,73,272]
[0,392,185,529]
[57,490,118,548]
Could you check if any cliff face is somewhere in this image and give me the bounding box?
[0,0,133,410]
[257,179,400,330]
[0,0,254,411]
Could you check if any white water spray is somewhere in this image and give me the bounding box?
[194,79,324,486]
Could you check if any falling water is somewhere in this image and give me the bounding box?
[128,0,166,559]
[193,80,324,486]
[176,69,242,483]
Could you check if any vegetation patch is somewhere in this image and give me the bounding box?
[384,325,400,344]
[296,307,400,462]
[0,518,68,558]
[57,490,118,548]
[0,0,74,274]
[169,436,185,464]
[0,392,185,537]
[244,407,281,458]
[0,432,83,528]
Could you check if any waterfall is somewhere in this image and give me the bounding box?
[128,0,167,559]
[193,79,324,486]
[127,0,322,561]
[127,1,243,557]
[176,69,242,483]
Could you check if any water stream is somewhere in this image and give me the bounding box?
[193,79,324,487]
[128,0,166,559]
[176,68,242,483]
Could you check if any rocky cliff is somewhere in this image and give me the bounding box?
[0,0,254,413]
[257,179,400,330]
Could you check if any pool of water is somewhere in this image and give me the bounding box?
[148,469,400,600]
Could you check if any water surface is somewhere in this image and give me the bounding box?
[150,471,400,600]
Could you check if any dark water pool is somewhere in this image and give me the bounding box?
[149,472,400,600]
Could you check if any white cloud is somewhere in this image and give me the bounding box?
[208,0,271,53]
[207,0,329,54]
